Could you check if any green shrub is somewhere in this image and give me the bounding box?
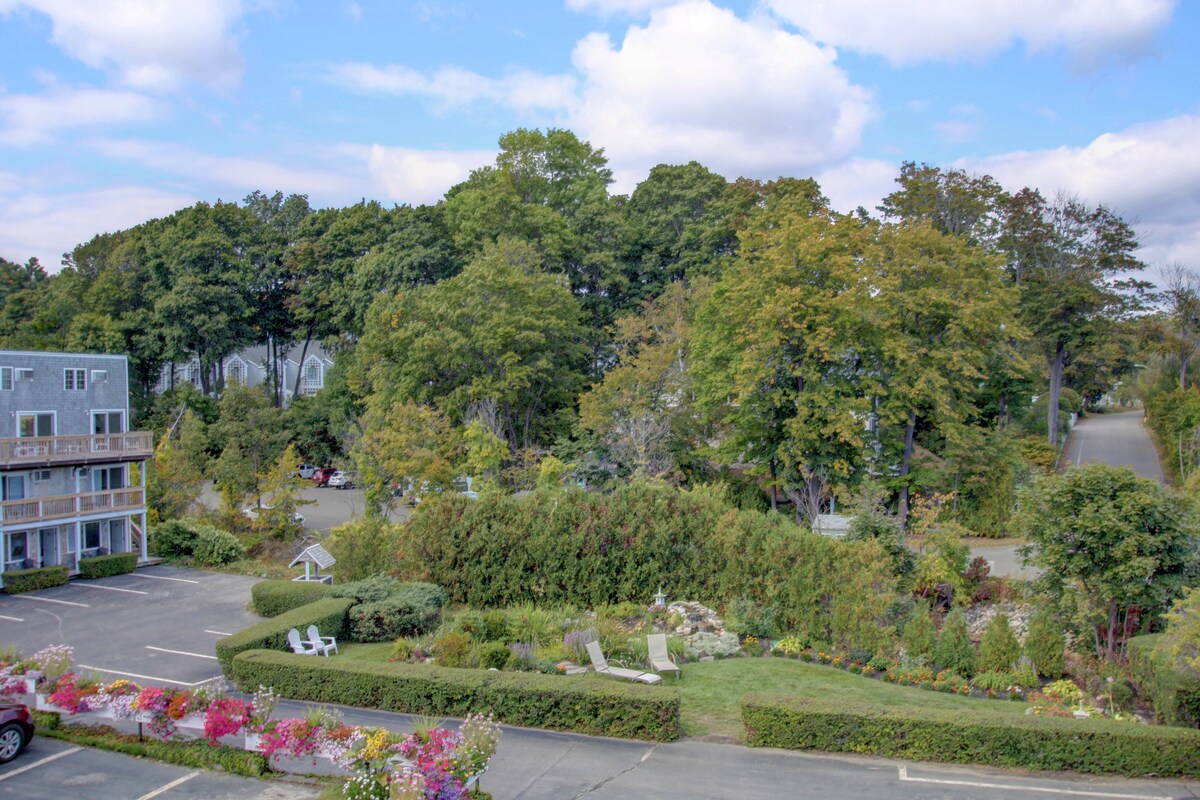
[901,602,936,662]
[435,631,474,667]
[331,574,403,604]
[741,693,1200,777]
[390,638,416,662]
[971,670,1014,692]
[214,597,353,673]
[1128,634,1200,727]
[250,580,333,617]
[933,608,975,677]
[1,564,68,594]
[724,596,781,639]
[78,553,137,579]
[326,518,405,583]
[481,610,510,643]
[230,648,682,741]
[149,519,197,558]
[191,527,245,565]
[476,642,512,670]
[1024,611,1065,678]
[978,613,1020,674]
[346,583,447,643]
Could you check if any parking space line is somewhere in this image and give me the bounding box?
[146,646,218,660]
[78,664,218,686]
[135,770,201,800]
[76,584,148,595]
[0,614,24,622]
[896,766,1172,799]
[204,629,232,636]
[0,746,81,781]
[15,595,89,607]
[130,573,200,584]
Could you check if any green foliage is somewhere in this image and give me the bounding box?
[1129,634,1200,728]
[390,638,416,662]
[933,608,976,677]
[342,582,447,643]
[250,579,333,617]
[723,597,781,639]
[215,597,352,673]
[1159,587,1200,675]
[331,574,404,603]
[1016,463,1199,656]
[912,524,971,601]
[149,519,200,558]
[1024,610,1066,678]
[151,519,244,565]
[230,648,683,741]
[434,631,474,667]
[901,603,936,662]
[1,564,68,593]
[78,553,137,579]
[741,693,1200,777]
[1145,389,1200,481]
[326,518,405,583]
[978,613,1021,674]
[191,526,246,565]
[971,671,1016,692]
[476,642,512,670]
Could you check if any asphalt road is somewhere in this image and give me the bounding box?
[1059,409,1165,482]
[202,481,410,535]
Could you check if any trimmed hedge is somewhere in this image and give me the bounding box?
[250,579,333,617]
[79,552,137,579]
[741,693,1200,777]
[1129,634,1200,728]
[215,597,352,673]
[231,649,682,742]
[2,564,68,593]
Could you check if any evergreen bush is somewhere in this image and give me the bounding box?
[978,613,1021,674]
[78,553,137,579]
[1024,610,1065,678]
[250,580,332,617]
[901,602,936,662]
[933,608,976,677]
[2,565,68,593]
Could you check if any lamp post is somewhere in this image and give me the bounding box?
[653,587,667,609]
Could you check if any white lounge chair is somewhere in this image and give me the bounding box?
[287,627,320,656]
[647,634,681,679]
[585,641,662,684]
[307,624,338,656]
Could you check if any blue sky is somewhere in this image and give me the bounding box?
[1,0,1197,274]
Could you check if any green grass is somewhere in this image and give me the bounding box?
[337,642,395,662]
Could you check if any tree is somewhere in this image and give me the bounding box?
[1153,264,1200,389]
[1024,609,1066,678]
[1155,587,1200,674]
[978,613,1021,673]
[212,440,255,515]
[1017,463,1199,657]
[252,445,311,539]
[878,161,1007,246]
[147,420,205,522]
[356,400,462,514]
[209,384,288,494]
[902,601,936,661]
[933,607,976,676]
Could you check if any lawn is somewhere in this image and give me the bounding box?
[335,645,1032,742]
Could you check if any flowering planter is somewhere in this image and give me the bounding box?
[243,732,350,777]
[176,713,206,730]
[22,677,39,695]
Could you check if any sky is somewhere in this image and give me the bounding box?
[0,0,1197,276]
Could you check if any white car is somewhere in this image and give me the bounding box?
[290,464,317,480]
[242,505,305,526]
[327,471,355,490]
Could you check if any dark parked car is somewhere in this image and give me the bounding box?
[0,700,34,763]
[311,467,337,487]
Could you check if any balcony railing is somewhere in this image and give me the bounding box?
[0,487,146,526]
[0,432,154,467]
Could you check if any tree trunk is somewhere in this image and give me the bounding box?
[1180,357,1189,391]
[897,407,917,531]
[997,394,1007,431]
[291,331,312,401]
[769,459,778,511]
[1046,345,1065,446]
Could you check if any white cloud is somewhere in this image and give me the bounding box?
[0,0,248,90]
[570,1,874,192]
[961,114,1200,270]
[328,62,576,112]
[0,185,196,269]
[0,86,160,145]
[366,145,495,205]
[566,0,676,14]
[813,157,898,215]
[765,0,1177,67]
[935,104,985,144]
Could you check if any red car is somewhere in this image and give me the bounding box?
[0,700,34,763]
[311,467,336,487]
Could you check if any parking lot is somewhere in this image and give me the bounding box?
[0,736,318,799]
[0,565,262,687]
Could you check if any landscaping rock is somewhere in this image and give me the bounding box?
[685,631,741,660]
[965,602,1035,643]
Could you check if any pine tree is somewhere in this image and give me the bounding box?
[978,612,1021,673]
[1023,610,1065,677]
[902,601,936,662]
[933,607,976,676]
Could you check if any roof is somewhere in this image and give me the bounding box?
[288,543,336,570]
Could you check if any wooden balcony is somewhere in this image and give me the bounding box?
[0,432,154,468]
[0,487,146,526]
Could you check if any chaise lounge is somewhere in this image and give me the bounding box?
[647,633,681,679]
[586,641,662,684]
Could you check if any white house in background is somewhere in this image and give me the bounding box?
[156,342,334,405]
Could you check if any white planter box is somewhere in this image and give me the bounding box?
[177,712,206,730]
[22,677,39,695]
[34,693,55,711]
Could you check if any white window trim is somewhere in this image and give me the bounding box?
[64,367,87,391]
[0,367,11,391]
[16,410,56,438]
[91,409,126,435]
[300,356,324,395]
[225,356,247,385]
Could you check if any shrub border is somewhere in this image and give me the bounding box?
[231,648,682,742]
[1,564,68,594]
[741,692,1200,777]
[249,579,333,617]
[215,597,353,673]
[78,552,138,579]
[1128,634,1200,728]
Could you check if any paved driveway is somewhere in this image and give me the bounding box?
[0,565,260,687]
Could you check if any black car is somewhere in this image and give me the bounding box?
[0,700,34,763]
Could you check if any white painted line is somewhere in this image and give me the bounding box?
[897,766,1172,799]
[135,771,201,800]
[15,595,89,608]
[77,664,218,687]
[0,614,24,622]
[0,746,81,781]
[204,629,233,636]
[75,583,148,595]
[130,573,199,584]
[146,645,218,661]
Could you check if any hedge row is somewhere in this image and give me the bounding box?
[741,693,1200,777]
[250,579,332,617]
[2,565,68,594]
[79,552,137,579]
[1128,634,1200,728]
[215,597,352,673]
[231,649,682,742]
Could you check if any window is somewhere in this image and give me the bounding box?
[301,358,323,395]
[185,358,202,387]
[8,532,27,565]
[18,413,53,437]
[92,412,124,435]
[2,476,25,501]
[0,367,11,391]
[15,368,32,381]
[90,370,108,383]
[65,368,86,391]
[30,470,50,482]
[92,466,125,491]
[83,522,101,551]
[225,358,246,386]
